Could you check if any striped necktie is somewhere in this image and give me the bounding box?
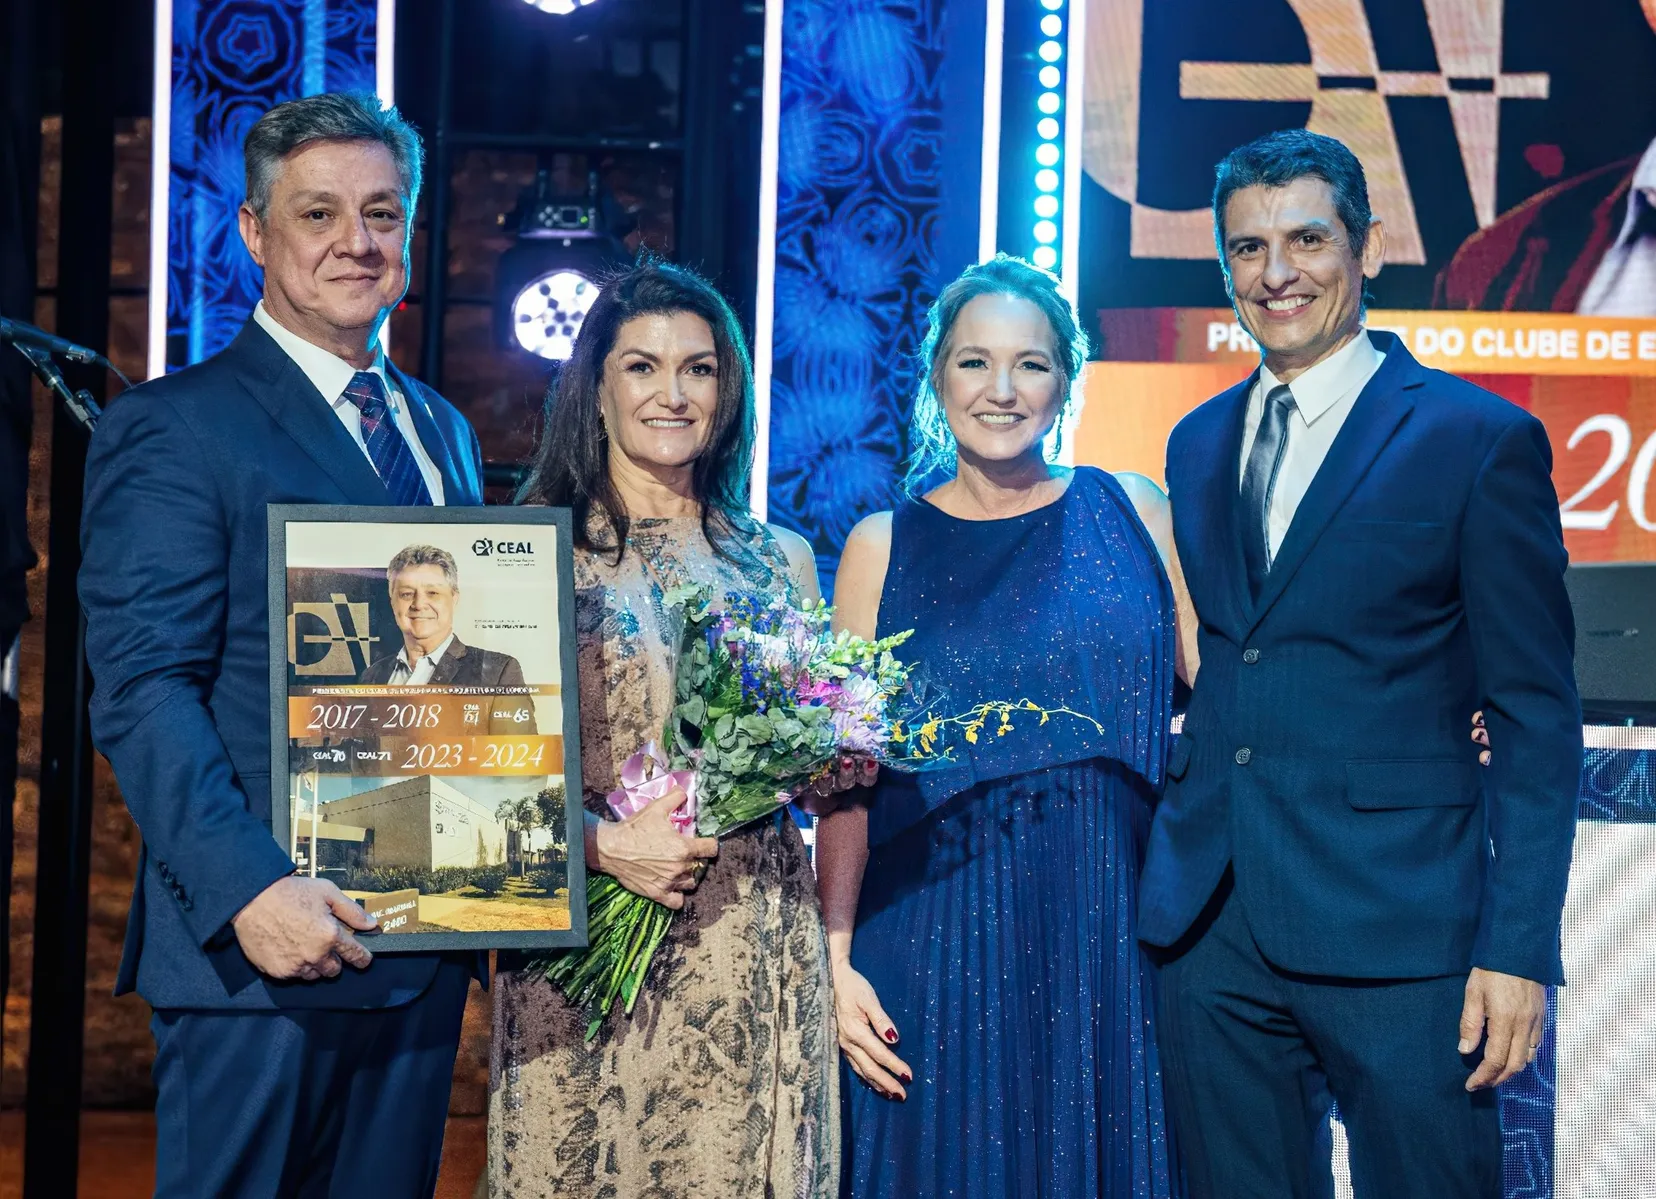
[342,371,433,506]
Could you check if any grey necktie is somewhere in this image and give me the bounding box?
[1241,383,1296,598]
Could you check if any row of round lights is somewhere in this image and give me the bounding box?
[1032,0,1065,272]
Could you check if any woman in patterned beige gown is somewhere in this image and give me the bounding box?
[487,260,850,1198]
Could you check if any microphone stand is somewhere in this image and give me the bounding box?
[17,339,117,1199]
[13,342,103,430]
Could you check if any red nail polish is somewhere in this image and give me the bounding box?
[900,1072,912,1083]
[885,1028,898,1043]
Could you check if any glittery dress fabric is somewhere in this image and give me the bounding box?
[487,516,839,1199]
[846,468,1180,1198]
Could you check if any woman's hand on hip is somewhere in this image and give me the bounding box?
[832,957,911,1101]
[795,754,880,817]
[592,787,717,909]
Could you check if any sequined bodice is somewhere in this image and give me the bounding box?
[870,467,1174,841]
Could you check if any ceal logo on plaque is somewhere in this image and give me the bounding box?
[473,537,535,559]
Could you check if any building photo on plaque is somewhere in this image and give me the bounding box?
[268,506,586,951]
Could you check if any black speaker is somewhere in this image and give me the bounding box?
[1565,563,1656,723]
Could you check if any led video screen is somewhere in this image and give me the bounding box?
[1072,0,1656,564]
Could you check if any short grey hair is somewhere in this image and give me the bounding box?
[387,545,458,590]
[243,92,425,220]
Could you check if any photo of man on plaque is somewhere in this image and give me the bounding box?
[356,543,536,733]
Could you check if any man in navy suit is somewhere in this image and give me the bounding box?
[80,93,485,1197]
[1141,130,1581,1197]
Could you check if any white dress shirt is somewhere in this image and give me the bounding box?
[1578,139,1656,318]
[1239,330,1387,559]
[253,302,446,504]
[387,632,457,686]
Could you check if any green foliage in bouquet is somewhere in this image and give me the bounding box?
[537,583,917,1041]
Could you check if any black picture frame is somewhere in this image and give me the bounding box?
[268,505,587,951]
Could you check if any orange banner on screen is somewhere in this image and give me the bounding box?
[1072,361,1656,566]
[1098,309,1656,377]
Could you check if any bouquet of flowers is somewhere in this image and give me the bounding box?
[538,584,918,1040]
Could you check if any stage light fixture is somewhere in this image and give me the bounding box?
[1034,220,1058,244]
[1040,0,1062,8]
[494,168,633,362]
[1039,40,1062,62]
[1039,66,1061,88]
[510,270,599,360]
[1037,117,1060,140]
[524,0,599,14]
[1032,246,1057,269]
[1035,143,1060,167]
[1034,195,1058,218]
[1038,91,1060,114]
[1041,14,1062,35]
[1035,168,1059,192]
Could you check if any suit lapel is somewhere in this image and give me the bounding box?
[227,321,390,505]
[430,638,467,684]
[388,361,469,504]
[1184,375,1255,638]
[1246,333,1424,630]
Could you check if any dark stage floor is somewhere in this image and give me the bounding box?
[0,1111,487,1198]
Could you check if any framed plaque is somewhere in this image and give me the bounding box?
[268,506,587,951]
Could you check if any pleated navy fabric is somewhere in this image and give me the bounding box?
[846,467,1180,1198]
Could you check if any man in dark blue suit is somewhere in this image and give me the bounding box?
[80,93,485,1197]
[1141,130,1581,1197]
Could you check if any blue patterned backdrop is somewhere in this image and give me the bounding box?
[165,0,378,371]
[1579,747,1655,822]
[766,0,950,590]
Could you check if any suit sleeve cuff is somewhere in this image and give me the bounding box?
[180,835,299,949]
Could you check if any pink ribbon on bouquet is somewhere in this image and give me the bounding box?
[606,742,698,835]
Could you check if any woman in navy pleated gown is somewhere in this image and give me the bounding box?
[817,255,1197,1198]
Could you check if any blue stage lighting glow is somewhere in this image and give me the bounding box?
[526,0,598,12]
[1028,0,1070,274]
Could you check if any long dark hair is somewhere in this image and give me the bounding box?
[516,257,757,561]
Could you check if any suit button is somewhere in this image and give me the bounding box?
[1235,747,1252,765]
[1242,648,1260,665]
